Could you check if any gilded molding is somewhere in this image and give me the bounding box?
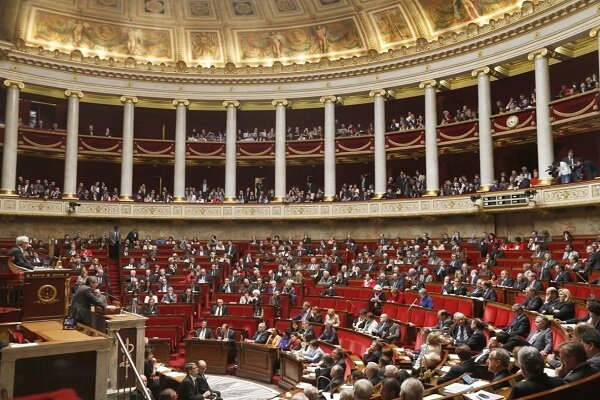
[471,67,491,77]
[64,89,84,98]
[527,48,549,60]
[172,99,190,107]
[319,96,341,104]
[368,89,390,98]
[3,79,25,89]
[120,96,139,104]
[590,26,600,37]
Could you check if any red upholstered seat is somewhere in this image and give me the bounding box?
[424,311,438,327]
[15,389,81,400]
[552,325,568,352]
[495,308,513,327]
[444,298,460,314]
[457,299,473,317]
[411,308,426,327]
[482,305,498,324]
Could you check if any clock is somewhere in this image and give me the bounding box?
[506,115,519,128]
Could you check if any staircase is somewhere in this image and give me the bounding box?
[106,257,121,298]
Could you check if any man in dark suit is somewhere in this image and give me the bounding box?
[503,304,531,338]
[431,310,453,333]
[509,347,563,399]
[143,298,159,316]
[178,362,202,400]
[181,288,195,304]
[248,322,270,344]
[7,236,34,270]
[218,323,237,363]
[319,323,339,345]
[126,298,142,315]
[126,228,139,243]
[521,287,543,312]
[130,375,154,400]
[196,360,222,400]
[438,345,480,384]
[513,273,528,291]
[526,273,543,292]
[108,226,120,259]
[539,252,557,281]
[210,299,228,316]
[196,320,213,340]
[584,245,600,276]
[450,313,473,344]
[498,270,514,288]
[70,276,106,325]
[465,319,487,353]
[559,341,599,383]
[291,302,311,321]
[539,287,560,314]
[323,364,344,392]
[488,348,513,383]
[452,280,467,296]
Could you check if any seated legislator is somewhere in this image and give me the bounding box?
[558,341,599,383]
[265,328,282,347]
[521,287,543,312]
[126,298,143,315]
[211,298,228,316]
[178,362,202,400]
[7,235,34,270]
[550,288,575,321]
[526,315,553,356]
[197,359,223,400]
[302,339,325,363]
[502,304,531,338]
[324,364,345,393]
[247,322,269,344]
[449,312,473,344]
[508,347,563,399]
[579,329,600,369]
[143,298,159,316]
[379,318,401,344]
[437,344,480,384]
[363,340,383,364]
[419,289,434,308]
[196,320,213,340]
[319,323,339,345]
[464,318,487,352]
[487,348,513,383]
[70,276,107,325]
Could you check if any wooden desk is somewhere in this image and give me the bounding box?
[149,338,172,364]
[237,342,278,383]
[183,339,230,374]
[279,351,304,390]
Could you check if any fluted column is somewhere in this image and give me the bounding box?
[320,96,338,201]
[591,27,600,88]
[119,96,138,201]
[419,80,439,196]
[472,68,494,192]
[62,90,84,199]
[369,89,388,198]
[173,99,189,202]
[272,99,289,202]
[1,80,24,195]
[223,100,240,202]
[528,49,554,185]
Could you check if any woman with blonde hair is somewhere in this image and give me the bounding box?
[552,288,575,321]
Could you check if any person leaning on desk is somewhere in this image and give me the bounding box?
[70,276,107,326]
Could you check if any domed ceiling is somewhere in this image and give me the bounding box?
[2,0,536,67]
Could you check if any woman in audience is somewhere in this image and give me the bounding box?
[324,309,340,327]
[363,273,376,288]
[288,332,303,351]
[552,288,575,321]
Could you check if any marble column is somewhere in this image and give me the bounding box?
[320,96,338,201]
[119,96,138,201]
[369,89,388,198]
[419,80,439,196]
[0,80,24,195]
[63,90,84,199]
[173,99,189,202]
[223,100,240,202]
[472,67,495,192]
[528,49,554,185]
[591,27,600,79]
[272,99,289,202]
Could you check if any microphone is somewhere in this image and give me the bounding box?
[317,376,332,399]
[346,299,355,313]
[575,271,595,298]
[101,291,121,305]
[407,298,419,313]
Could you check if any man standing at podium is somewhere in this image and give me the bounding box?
[70,276,106,326]
[8,236,34,270]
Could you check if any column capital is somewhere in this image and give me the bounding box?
[319,95,342,105]
[471,67,491,77]
[418,80,437,89]
[3,80,24,89]
[223,100,240,108]
[64,89,84,98]
[590,26,600,37]
[527,48,549,61]
[368,89,391,98]
[120,95,139,104]
[172,99,190,107]
[271,99,290,108]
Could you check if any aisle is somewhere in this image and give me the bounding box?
[206,374,280,400]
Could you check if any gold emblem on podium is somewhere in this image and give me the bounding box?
[36,284,58,304]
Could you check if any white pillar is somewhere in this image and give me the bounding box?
[528,49,554,185]
[63,90,84,199]
[591,27,600,79]
[320,96,338,201]
[173,99,189,202]
[1,80,24,195]
[419,80,439,196]
[119,96,138,201]
[223,100,240,202]
[272,99,289,202]
[472,68,495,191]
[370,89,387,198]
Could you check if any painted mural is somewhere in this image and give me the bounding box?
[189,31,223,62]
[28,8,173,60]
[419,0,522,32]
[372,7,413,46]
[236,18,364,62]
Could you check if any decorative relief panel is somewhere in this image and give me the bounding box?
[542,187,591,203]
[380,201,421,213]
[185,0,215,19]
[234,206,271,216]
[284,205,321,216]
[17,200,63,213]
[132,205,173,216]
[331,204,369,215]
[591,184,600,198]
[78,203,120,214]
[184,206,222,216]
[187,30,224,64]
[432,198,473,211]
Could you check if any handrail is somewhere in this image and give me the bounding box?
[114,331,152,400]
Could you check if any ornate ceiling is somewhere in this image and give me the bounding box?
[1,0,537,67]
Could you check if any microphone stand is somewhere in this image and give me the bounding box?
[575,271,595,299]
[317,376,332,400]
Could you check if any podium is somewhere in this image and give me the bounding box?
[184,339,230,374]
[21,268,70,321]
[237,342,278,383]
